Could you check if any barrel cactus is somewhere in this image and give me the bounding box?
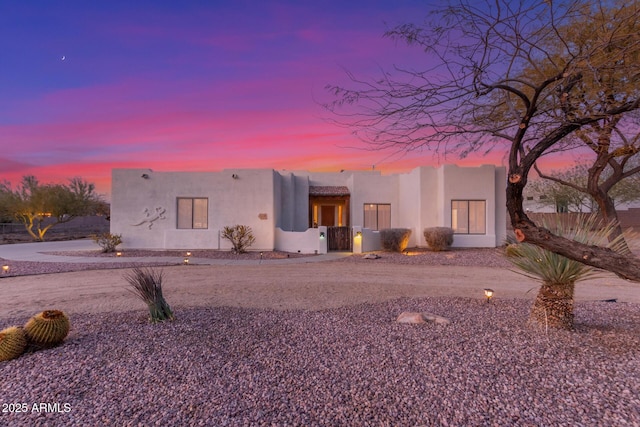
[0,326,28,361]
[24,310,70,347]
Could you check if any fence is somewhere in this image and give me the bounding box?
[525,210,640,230]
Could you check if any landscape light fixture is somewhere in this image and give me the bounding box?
[141,173,149,179]
[231,174,239,179]
[183,258,190,265]
[186,251,192,257]
[484,288,494,303]
[2,265,9,274]
[116,252,122,257]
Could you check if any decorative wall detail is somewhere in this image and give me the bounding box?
[132,207,167,229]
[258,213,268,220]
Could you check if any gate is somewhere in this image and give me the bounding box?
[327,226,352,251]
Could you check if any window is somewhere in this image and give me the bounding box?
[177,198,208,229]
[363,203,391,230]
[451,200,486,234]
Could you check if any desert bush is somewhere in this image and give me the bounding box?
[91,232,122,253]
[221,224,256,253]
[423,227,454,251]
[124,267,174,323]
[380,228,412,252]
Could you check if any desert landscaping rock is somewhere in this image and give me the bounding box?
[0,245,639,425]
[396,311,450,325]
[1,300,638,426]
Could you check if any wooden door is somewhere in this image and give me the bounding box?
[320,205,335,226]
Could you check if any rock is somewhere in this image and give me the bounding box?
[396,311,450,325]
[396,312,425,324]
[422,312,451,325]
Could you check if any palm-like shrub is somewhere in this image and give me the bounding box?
[423,227,454,251]
[124,267,174,323]
[506,214,628,330]
[221,225,256,253]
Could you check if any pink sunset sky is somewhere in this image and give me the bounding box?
[0,1,569,200]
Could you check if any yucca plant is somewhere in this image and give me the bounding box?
[124,267,175,323]
[506,213,629,330]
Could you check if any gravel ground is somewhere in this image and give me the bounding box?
[1,246,639,426]
[1,299,639,426]
[0,247,510,277]
[0,259,177,277]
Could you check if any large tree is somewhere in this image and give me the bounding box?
[0,176,105,241]
[531,157,640,210]
[533,116,640,245]
[326,0,640,281]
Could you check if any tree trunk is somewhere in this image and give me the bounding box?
[592,191,631,254]
[530,281,575,330]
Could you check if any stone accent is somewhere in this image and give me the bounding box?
[396,311,450,325]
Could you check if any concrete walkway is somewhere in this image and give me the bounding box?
[0,239,351,266]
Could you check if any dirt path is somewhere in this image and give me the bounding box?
[2,261,637,319]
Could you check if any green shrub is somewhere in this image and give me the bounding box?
[380,228,412,252]
[124,267,174,323]
[423,227,454,251]
[221,225,256,253]
[91,232,122,253]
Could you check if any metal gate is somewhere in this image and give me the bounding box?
[327,226,352,251]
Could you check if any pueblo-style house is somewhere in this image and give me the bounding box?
[110,164,507,253]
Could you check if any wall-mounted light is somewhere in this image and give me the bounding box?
[116,252,122,257]
[356,231,362,237]
[141,173,149,179]
[484,288,494,303]
[2,265,9,274]
[185,251,192,257]
[183,258,190,265]
[319,232,325,239]
[231,174,239,179]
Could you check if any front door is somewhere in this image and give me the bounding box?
[320,205,336,226]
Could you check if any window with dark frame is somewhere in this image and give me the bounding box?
[363,203,391,230]
[177,198,208,229]
[451,200,486,234]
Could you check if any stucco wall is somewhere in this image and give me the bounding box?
[111,168,276,250]
[111,164,506,251]
[274,226,327,254]
[349,172,399,229]
[439,164,505,247]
